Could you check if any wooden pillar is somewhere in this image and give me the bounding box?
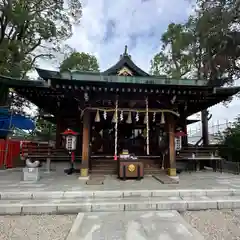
[168,115,176,176]
[80,110,90,177]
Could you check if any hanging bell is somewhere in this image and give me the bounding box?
[160,112,165,124]
[95,110,100,122]
[112,111,117,123]
[126,111,132,124]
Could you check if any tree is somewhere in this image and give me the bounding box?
[0,0,82,106]
[151,0,240,83]
[60,51,100,72]
[218,116,240,162]
[35,117,56,139]
[150,23,194,78]
[192,0,240,85]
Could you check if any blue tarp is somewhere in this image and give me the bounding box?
[0,109,35,136]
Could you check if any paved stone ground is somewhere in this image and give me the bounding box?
[182,210,240,240]
[73,211,204,240]
[0,215,75,240]
[1,169,240,192]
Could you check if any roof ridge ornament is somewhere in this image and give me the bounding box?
[120,45,131,60]
[124,45,128,55]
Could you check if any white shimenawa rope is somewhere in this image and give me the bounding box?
[114,99,118,158]
[146,97,149,155]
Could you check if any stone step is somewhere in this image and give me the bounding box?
[1,189,239,200]
[1,195,240,215]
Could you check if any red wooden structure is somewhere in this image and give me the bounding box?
[0,139,21,168]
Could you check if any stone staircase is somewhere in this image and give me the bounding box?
[1,189,240,215]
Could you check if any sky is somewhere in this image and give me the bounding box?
[37,0,240,133]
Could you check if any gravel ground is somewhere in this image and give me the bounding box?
[182,210,240,240]
[0,215,76,240]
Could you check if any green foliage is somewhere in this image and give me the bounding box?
[0,0,82,77]
[218,116,240,162]
[191,0,240,83]
[35,117,56,137]
[150,23,194,78]
[150,0,240,83]
[60,51,100,72]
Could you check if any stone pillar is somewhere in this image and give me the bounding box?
[80,110,90,177]
[168,115,176,176]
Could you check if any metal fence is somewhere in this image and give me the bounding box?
[187,120,235,144]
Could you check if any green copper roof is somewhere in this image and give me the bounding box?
[36,68,208,86]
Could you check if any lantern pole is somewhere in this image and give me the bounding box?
[146,97,149,155]
[114,98,118,160]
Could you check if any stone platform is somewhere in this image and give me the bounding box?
[1,169,240,192]
[1,189,240,215]
[1,170,240,214]
[66,211,204,240]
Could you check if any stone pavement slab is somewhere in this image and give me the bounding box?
[66,211,204,240]
[1,170,240,192]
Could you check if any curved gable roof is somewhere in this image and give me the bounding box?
[102,45,150,77]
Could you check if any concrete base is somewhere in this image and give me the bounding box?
[80,168,88,177]
[168,168,177,176]
[78,176,89,180]
[23,167,40,181]
[169,175,179,181]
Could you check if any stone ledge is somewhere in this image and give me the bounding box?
[1,196,240,215]
[0,189,235,200]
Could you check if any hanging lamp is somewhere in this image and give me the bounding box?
[95,110,100,122]
[126,111,132,124]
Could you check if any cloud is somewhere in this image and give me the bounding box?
[65,0,190,71]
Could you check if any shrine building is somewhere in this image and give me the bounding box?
[2,46,240,177]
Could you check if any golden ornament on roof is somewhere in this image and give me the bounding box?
[117,67,133,76]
